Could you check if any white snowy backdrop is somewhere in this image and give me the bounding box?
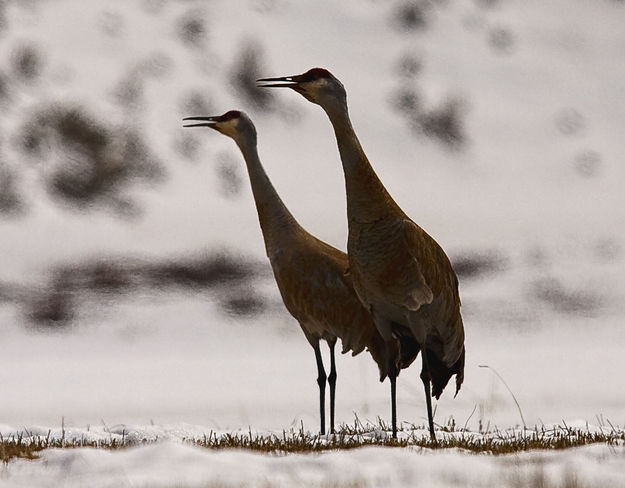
[0,0,624,486]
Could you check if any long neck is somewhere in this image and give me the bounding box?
[235,137,302,254]
[324,103,402,223]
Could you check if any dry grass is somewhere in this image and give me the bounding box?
[2,419,623,464]
[0,431,128,463]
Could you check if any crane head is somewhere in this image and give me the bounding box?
[257,68,346,107]
[183,110,256,142]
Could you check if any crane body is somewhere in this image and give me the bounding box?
[258,69,465,440]
[183,111,408,435]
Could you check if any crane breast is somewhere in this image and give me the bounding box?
[348,218,434,312]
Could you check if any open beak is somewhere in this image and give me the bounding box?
[182,116,220,128]
[256,74,303,89]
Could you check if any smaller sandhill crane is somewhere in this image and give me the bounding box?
[183,111,414,435]
[258,69,465,441]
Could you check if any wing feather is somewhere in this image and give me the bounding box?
[396,219,434,310]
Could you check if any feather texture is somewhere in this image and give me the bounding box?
[264,68,466,439]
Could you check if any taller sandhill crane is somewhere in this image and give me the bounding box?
[183,110,415,436]
[258,69,465,441]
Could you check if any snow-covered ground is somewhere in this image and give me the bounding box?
[1,422,624,487]
[1,441,624,488]
[1,0,625,485]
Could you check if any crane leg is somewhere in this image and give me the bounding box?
[327,339,337,434]
[313,342,327,435]
[390,371,397,439]
[372,311,400,439]
[384,339,400,439]
[420,350,436,442]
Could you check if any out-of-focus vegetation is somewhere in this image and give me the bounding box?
[11,42,43,82]
[0,2,281,221]
[19,104,164,215]
[230,41,275,112]
[177,8,208,49]
[0,0,621,335]
[0,163,23,215]
[528,277,602,316]
[0,3,283,332]
[21,253,270,328]
[392,1,432,31]
[390,53,468,149]
[451,251,507,281]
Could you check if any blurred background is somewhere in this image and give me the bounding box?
[0,0,624,432]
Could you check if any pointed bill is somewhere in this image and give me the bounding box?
[182,116,220,128]
[256,75,302,88]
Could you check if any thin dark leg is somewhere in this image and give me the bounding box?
[423,376,435,441]
[327,340,337,434]
[313,342,327,435]
[383,339,400,439]
[390,372,397,439]
[420,350,436,442]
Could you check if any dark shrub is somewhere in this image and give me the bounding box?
[451,251,506,280]
[19,104,164,212]
[145,254,259,290]
[0,164,24,215]
[530,277,601,315]
[393,2,430,31]
[488,27,515,55]
[177,10,207,48]
[230,42,274,111]
[221,291,266,317]
[216,153,242,198]
[12,43,43,81]
[418,98,467,149]
[27,289,74,328]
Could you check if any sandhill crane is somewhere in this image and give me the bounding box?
[258,69,465,441]
[183,110,415,436]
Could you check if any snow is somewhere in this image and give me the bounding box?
[0,423,624,487]
[1,439,625,487]
[1,286,623,432]
[1,0,625,485]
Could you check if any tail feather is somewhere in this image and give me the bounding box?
[427,346,465,400]
[398,336,420,370]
